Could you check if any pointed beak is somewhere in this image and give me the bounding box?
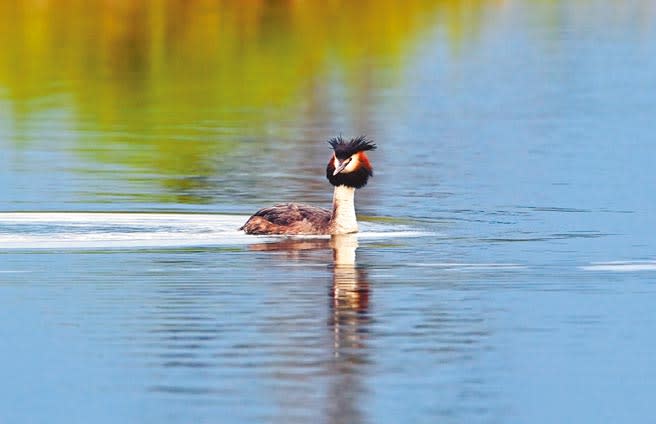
[333,158,351,176]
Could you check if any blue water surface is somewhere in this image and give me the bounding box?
[2,2,656,423]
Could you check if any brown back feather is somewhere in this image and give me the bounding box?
[241,203,332,235]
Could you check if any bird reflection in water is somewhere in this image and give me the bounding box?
[249,234,370,355]
[328,234,370,355]
[249,234,370,424]
[326,234,370,424]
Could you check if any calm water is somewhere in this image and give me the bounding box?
[2,1,656,423]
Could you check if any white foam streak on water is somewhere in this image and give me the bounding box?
[0,213,428,249]
[581,261,656,272]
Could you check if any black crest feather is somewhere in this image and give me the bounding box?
[328,135,377,159]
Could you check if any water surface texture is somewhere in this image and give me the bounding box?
[2,1,656,423]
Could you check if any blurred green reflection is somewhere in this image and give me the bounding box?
[0,0,491,204]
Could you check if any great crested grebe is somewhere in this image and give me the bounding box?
[240,136,376,235]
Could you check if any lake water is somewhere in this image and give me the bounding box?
[2,1,656,423]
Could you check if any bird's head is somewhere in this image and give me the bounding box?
[326,135,376,189]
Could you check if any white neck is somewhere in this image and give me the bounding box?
[330,185,358,234]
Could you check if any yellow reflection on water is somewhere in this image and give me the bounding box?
[0,1,492,201]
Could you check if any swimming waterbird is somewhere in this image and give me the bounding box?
[240,136,376,235]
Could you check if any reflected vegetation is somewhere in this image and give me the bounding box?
[0,0,492,203]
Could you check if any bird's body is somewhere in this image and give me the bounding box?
[241,136,376,235]
[240,202,331,235]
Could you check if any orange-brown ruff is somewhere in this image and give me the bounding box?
[240,136,376,235]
